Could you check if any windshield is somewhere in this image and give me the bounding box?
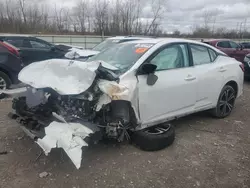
[92,39,121,51]
[87,42,154,73]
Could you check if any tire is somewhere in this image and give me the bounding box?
[131,123,175,151]
[211,85,236,118]
[0,71,11,99]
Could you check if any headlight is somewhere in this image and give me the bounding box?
[244,55,250,63]
[98,81,129,100]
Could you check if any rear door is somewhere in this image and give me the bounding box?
[189,44,224,109]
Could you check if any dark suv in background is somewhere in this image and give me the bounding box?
[0,41,23,97]
[0,35,66,66]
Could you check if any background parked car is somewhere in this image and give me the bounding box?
[0,41,23,97]
[64,36,152,60]
[0,35,66,66]
[243,54,250,79]
[240,42,250,49]
[203,39,250,63]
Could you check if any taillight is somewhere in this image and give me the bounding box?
[0,41,19,56]
[240,63,245,72]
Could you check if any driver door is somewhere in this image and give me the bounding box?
[137,43,197,125]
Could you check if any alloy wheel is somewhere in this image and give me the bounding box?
[145,124,171,135]
[0,77,7,90]
[218,87,235,116]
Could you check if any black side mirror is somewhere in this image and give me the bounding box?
[50,46,56,51]
[140,63,157,74]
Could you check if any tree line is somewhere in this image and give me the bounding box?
[0,0,167,36]
[0,0,249,39]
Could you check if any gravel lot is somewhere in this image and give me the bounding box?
[1,83,250,188]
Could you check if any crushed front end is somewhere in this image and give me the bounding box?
[4,59,138,169]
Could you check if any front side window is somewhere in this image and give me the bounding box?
[30,40,50,49]
[217,41,231,48]
[190,44,211,65]
[150,44,189,71]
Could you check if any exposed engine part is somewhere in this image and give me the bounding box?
[99,100,136,142]
[55,95,97,121]
[105,121,130,142]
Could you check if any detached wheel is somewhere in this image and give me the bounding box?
[211,85,236,118]
[0,71,11,99]
[132,123,175,151]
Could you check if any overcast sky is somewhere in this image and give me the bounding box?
[164,0,250,33]
[10,0,250,33]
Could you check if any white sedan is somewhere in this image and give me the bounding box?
[4,38,244,169]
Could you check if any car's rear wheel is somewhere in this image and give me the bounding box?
[211,85,236,118]
[0,71,11,99]
[131,123,175,151]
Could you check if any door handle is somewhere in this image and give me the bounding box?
[219,67,226,72]
[185,75,196,81]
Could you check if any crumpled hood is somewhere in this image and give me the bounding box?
[65,48,100,59]
[18,59,117,95]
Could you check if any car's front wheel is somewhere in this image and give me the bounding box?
[211,85,236,118]
[132,123,175,151]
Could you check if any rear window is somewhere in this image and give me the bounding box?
[5,39,23,48]
[92,39,121,51]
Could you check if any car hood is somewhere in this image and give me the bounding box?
[65,48,100,59]
[18,59,118,95]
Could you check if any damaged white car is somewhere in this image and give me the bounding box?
[4,38,244,169]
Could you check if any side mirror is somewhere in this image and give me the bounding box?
[50,46,56,51]
[140,63,157,74]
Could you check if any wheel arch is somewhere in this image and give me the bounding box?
[0,65,14,84]
[225,80,238,97]
[100,100,138,127]
[0,67,12,84]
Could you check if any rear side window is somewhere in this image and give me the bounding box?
[217,41,231,48]
[208,49,218,61]
[190,44,211,65]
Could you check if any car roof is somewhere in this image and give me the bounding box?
[123,38,226,54]
[107,36,153,40]
[203,39,233,43]
[125,38,208,44]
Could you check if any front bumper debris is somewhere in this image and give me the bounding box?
[8,112,101,169]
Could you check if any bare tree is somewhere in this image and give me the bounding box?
[93,0,109,35]
[144,0,167,35]
[18,0,27,24]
